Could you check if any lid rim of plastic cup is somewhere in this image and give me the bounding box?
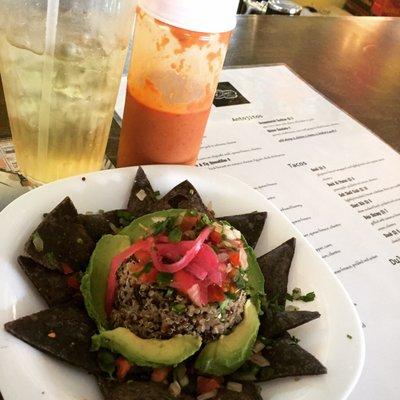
[137,0,239,34]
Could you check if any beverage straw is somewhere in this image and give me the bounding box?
[37,0,59,182]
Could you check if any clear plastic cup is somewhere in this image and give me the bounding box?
[0,1,135,183]
[118,0,238,167]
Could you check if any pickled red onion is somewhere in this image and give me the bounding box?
[151,227,212,273]
[105,236,153,316]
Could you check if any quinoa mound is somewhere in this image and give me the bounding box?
[110,264,247,342]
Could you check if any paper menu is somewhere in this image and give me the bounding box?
[197,65,400,399]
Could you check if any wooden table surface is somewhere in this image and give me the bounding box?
[0,15,399,400]
[1,16,399,166]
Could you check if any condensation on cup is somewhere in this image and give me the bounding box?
[118,0,240,167]
[0,0,135,183]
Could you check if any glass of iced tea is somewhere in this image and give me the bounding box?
[0,0,134,183]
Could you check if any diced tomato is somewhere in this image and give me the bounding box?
[151,367,171,383]
[173,270,208,306]
[187,283,208,307]
[138,267,158,284]
[197,376,222,394]
[228,251,241,267]
[209,230,222,244]
[135,250,151,263]
[207,284,225,303]
[61,263,74,275]
[67,276,80,290]
[116,356,131,381]
[180,215,200,231]
[129,262,144,274]
[172,269,198,293]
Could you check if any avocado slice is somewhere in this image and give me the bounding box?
[195,300,260,376]
[81,234,131,329]
[92,328,202,368]
[81,213,202,367]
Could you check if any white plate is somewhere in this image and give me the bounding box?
[0,166,364,400]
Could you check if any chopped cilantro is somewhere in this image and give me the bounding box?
[97,350,116,378]
[198,214,211,228]
[143,262,153,273]
[286,289,316,303]
[168,227,182,243]
[171,303,186,314]
[285,293,294,301]
[117,210,134,222]
[153,217,177,235]
[154,190,160,197]
[234,271,247,290]
[45,252,57,266]
[157,272,173,285]
[219,298,231,320]
[166,288,174,297]
[347,334,353,340]
[300,291,316,302]
[226,292,238,300]
[153,219,169,235]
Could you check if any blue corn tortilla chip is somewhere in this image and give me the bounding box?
[217,383,263,400]
[152,180,214,218]
[78,213,116,242]
[98,378,261,400]
[78,209,137,241]
[98,378,194,400]
[261,309,320,338]
[127,167,157,217]
[18,256,81,307]
[257,336,327,381]
[4,303,99,373]
[218,212,267,249]
[26,197,95,272]
[257,238,296,306]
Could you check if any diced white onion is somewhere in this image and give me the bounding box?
[109,223,119,233]
[232,229,241,239]
[32,233,44,252]
[227,382,243,393]
[239,247,248,269]
[212,222,223,233]
[253,341,265,354]
[217,252,229,262]
[179,375,189,387]
[285,305,299,312]
[136,189,147,201]
[223,227,236,241]
[197,389,218,400]
[169,381,181,397]
[251,353,270,367]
